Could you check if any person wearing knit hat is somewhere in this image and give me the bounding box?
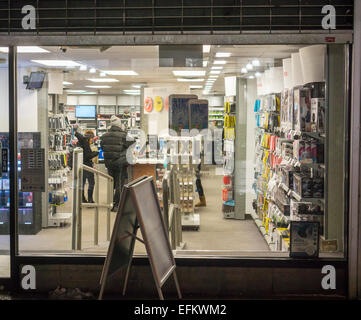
[101,115,133,211]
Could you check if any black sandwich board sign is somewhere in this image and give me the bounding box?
[99,176,182,300]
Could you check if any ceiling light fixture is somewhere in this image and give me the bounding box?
[190,85,203,89]
[252,59,261,67]
[103,70,138,76]
[203,45,211,53]
[89,68,96,73]
[213,60,227,65]
[248,75,255,79]
[215,52,231,58]
[203,61,208,67]
[246,63,253,70]
[172,70,206,77]
[211,66,223,70]
[79,65,87,71]
[88,78,119,83]
[65,89,87,94]
[177,78,204,82]
[210,70,221,74]
[86,85,111,89]
[100,72,106,77]
[63,81,73,85]
[241,67,248,74]
[31,60,82,67]
[0,46,50,53]
[255,72,261,77]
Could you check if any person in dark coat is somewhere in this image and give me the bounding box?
[73,126,99,203]
[100,115,132,211]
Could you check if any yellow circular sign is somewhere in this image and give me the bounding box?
[154,96,163,112]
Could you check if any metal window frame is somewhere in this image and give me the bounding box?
[0,32,355,296]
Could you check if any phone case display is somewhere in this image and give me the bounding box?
[48,113,72,226]
[0,132,42,235]
[222,100,236,218]
[252,83,326,253]
[189,99,208,130]
[168,95,197,133]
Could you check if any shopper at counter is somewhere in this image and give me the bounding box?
[101,115,133,212]
[73,126,99,203]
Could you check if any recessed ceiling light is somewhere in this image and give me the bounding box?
[86,85,111,89]
[216,52,231,58]
[246,63,253,70]
[172,70,206,77]
[203,61,208,67]
[65,89,87,93]
[89,68,96,73]
[79,91,97,95]
[124,89,141,95]
[63,81,73,85]
[255,72,261,77]
[103,70,138,76]
[132,85,141,89]
[241,68,248,74]
[248,75,255,79]
[100,72,106,77]
[203,45,211,53]
[190,85,203,89]
[177,78,204,82]
[88,78,119,83]
[0,46,50,53]
[211,66,223,70]
[209,75,218,78]
[213,60,227,65]
[252,59,261,66]
[79,65,87,71]
[210,70,221,74]
[31,60,82,67]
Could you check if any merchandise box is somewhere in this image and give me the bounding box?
[310,98,325,133]
[290,221,320,258]
[293,173,313,198]
[293,88,311,131]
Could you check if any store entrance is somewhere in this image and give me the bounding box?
[0,43,347,259]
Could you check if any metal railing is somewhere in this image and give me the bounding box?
[72,148,114,250]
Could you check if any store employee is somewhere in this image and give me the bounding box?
[73,125,99,203]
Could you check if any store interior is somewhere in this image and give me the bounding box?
[0,43,347,276]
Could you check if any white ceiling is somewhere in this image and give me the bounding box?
[0,44,304,95]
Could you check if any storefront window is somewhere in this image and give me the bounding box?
[0,49,10,276]
[11,44,348,258]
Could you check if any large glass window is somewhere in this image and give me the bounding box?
[0,49,10,277]
[11,44,348,258]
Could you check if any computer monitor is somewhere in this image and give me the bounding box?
[75,105,96,119]
[26,72,46,90]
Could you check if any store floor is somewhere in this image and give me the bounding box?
[0,167,268,259]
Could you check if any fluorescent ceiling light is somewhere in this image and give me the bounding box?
[172,70,206,77]
[213,60,227,65]
[241,68,248,74]
[177,78,204,82]
[31,60,82,67]
[203,45,211,53]
[86,85,111,89]
[65,90,87,93]
[210,70,221,74]
[63,81,73,85]
[203,61,208,67]
[190,85,203,89]
[79,65,87,71]
[0,46,49,53]
[211,66,223,70]
[100,72,106,77]
[248,75,255,79]
[103,70,138,76]
[209,75,219,78]
[216,52,231,58]
[132,85,141,89]
[89,68,96,73]
[255,72,261,77]
[252,59,260,67]
[124,89,140,93]
[246,63,253,70]
[88,78,119,83]
[79,92,97,95]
